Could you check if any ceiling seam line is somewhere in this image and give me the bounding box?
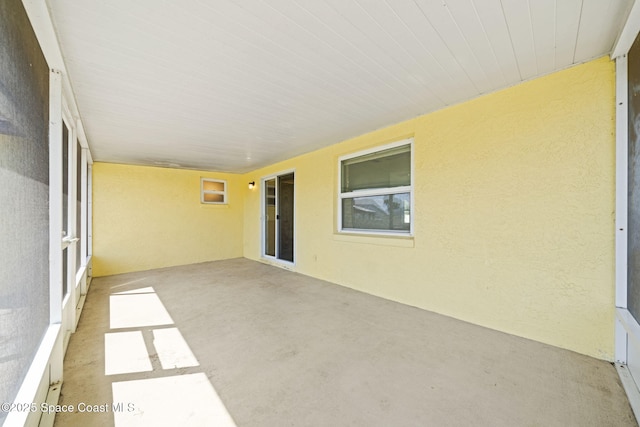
[412,0,480,94]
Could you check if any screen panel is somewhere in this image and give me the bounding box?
[628,33,640,321]
[0,0,50,418]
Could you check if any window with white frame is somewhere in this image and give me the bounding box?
[339,139,413,234]
[201,178,227,204]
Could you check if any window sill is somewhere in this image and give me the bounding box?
[333,232,414,248]
[199,203,229,208]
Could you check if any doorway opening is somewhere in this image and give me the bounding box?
[262,171,295,264]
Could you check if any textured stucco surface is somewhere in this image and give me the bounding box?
[92,163,244,276]
[93,57,616,359]
[242,56,616,359]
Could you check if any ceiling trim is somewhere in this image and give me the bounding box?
[613,0,640,57]
[21,0,91,149]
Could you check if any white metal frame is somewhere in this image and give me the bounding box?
[613,16,640,419]
[60,100,78,352]
[337,138,415,236]
[616,54,630,364]
[5,3,95,426]
[73,118,92,328]
[88,162,93,273]
[612,1,640,59]
[260,169,296,267]
[200,177,227,204]
[5,69,67,427]
[610,0,640,419]
[4,50,94,427]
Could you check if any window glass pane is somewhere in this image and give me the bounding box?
[342,193,410,232]
[277,173,294,262]
[264,179,276,256]
[63,247,68,298]
[203,193,224,203]
[62,123,69,236]
[341,144,410,192]
[202,180,224,192]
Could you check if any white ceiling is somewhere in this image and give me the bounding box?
[47,0,632,173]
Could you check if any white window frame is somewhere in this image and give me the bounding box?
[338,138,414,236]
[200,178,227,204]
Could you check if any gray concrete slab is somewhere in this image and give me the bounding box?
[54,258,637,426]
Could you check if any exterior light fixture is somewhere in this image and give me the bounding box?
[248,181,255,189]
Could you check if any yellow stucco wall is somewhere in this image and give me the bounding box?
[242,57,616,359]
[92,163,244,276]
[91,57,615,359]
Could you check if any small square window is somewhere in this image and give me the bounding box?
[201,178,226,204]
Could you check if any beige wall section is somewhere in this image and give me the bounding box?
[93,163,243,276]
[243,56,616,360]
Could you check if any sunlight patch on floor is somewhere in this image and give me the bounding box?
[112,373,236,426]
[105,331,152,375]
[105,286,235,426]
[152,327,199,369]
[109,278,149,291]
[109,292,173,329]
[113,287,156,295]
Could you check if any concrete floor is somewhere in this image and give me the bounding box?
[54,258,637,426]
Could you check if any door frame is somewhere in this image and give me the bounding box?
[260,168,296,267]
[60,101,79,352]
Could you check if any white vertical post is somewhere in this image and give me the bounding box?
[49,69,64,383]
[49,69,62,325]
[275,176,279,260]
[616,55,629,364]
[87,162,93,277]
[68,117,78,333]
[80,147,88,293]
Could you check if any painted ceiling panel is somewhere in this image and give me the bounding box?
[470,0,522,84]
[445,0,508,89]
[574,0,630,60]
[47,0,632,173]
[529,0,557,75]
[554,0,584,66]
